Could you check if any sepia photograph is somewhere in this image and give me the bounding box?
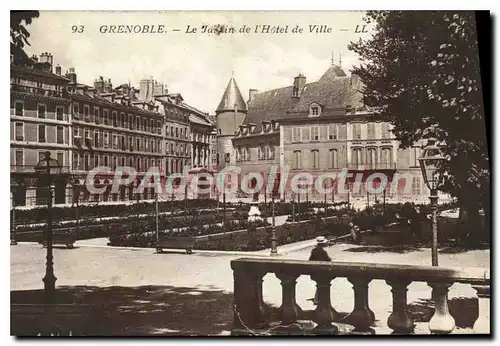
[9,9,490,336]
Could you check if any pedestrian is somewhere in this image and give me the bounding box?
[308,236,331,305]
[411,206,423,243]
[349,221,361,244]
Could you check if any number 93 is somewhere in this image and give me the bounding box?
[72,25,84,33]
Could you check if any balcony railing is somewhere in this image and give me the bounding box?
[231,258,490,335]
[11,84,65,98]
[11,165,71,174]
[347,162,397,170]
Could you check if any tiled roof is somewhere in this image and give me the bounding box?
[189,113,212,126]
[216,78,247,113]
[11,64,70,82]
[242,85,298,130]
[242,65,365,132]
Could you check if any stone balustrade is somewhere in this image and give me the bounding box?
[231,258,490,335]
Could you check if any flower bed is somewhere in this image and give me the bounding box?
[107,219,270,247]
[13,199,222,224]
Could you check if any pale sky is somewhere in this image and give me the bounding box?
[25,11,373,113]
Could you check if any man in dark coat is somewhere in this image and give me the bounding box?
[309,236,331,304]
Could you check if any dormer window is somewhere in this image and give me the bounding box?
[309,102,322,117]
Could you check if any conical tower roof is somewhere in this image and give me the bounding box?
[216,77,247,114]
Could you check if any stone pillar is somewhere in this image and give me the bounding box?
[197,145,202,167]
[191,143,195,167]
[386,280,414,334]
[428,282,455,334]
[276,272,303,325]
[346,277,375,334]
[232,269,268,334]
[472,284,490,334]
[311,275,338,334]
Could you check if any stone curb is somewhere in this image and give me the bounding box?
[15,239,319,257]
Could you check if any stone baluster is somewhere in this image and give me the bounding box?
[346,277,375,334]
[276,272,303,325]
[232,269,264,333]
[472,284,490,334]
[428,282,455,334]
[311,275,338,334]
[386,280,414,334]
[256,271,270,325]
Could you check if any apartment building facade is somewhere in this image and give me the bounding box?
[10,53,72,207]
[10,53,215,206]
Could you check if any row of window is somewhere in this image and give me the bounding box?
[14,122,66,144]
[74,126,163,153]
[11,78,64,91]
[290,123,391,143]
[13,149,65,167]
[73,103,162,134]
[166,124,190,139]
[291,148,395,170]
[235,145,276,162]
[73,152,163,172]
[292,124,340,142]
[351,147,394,166]
[191,132,211,143]
[13,102,65,120]
[291,149,334,170]
[166,141,190,156]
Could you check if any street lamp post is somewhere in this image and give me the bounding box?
[155,192,159,249]
[270,190,278,255]
[34,151,62,304]
[324,190,328,218]
[11,192,17,245]
[297,192,301,222]
[418,138,447,267]
[223,183,226,230]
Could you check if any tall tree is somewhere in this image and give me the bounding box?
[349,11,489,243]
[10,10,39,65]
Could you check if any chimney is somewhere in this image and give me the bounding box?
[139,78,149,100]
[94,76,105,93]
[292,73,306,98]
[55,64,62,76]
[153,81,164,96]
[248,89,258,103]
[104,78,113,93]
[39,52,53,72]
[31,55,38,63]
[67,68,77,84]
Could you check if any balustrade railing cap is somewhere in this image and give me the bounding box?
[231,258,490,285]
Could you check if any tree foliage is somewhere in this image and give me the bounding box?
[10,10,39,65]
[349,11,489,218]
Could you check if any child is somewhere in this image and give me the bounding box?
[349,221,361,244]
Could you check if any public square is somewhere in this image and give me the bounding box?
[11,239,490,335]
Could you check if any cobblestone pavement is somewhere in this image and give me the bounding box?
[11,242,489,335]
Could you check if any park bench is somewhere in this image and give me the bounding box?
[38,230,76,249]
[156,235,195,254]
